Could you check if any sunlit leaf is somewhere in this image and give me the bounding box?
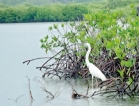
[61,23,64,27]
[53,24,58,29]
[117,70,124,78]
[40,39,44,43]
[114,37,120,45]
[106,41,115,49]
[127,77,133,85]
[49,26,53,30]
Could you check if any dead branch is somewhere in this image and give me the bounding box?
[26,76,34,104]
[8,94,24,103]
[35,78,61,102]
[23,57,50,65]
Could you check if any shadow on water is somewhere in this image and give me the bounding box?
[0,23,139,106]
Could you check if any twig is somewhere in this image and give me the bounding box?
[67,80,78,94]
[23,57,50,65]
[39,44,74,70]
[26,76,34,105]
[35,78,61,102]
[8,94,24,103]
[41,87,55,102]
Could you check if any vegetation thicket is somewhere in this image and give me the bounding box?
[0,4,88,23]
[0,0,103,5]
[0,0,139,23]
[35,4,139,98]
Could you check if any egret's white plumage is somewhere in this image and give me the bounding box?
[85,43,107,88]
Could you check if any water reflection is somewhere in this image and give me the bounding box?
[30,77,139,106]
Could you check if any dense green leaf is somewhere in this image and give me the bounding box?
[118,70,124,78]
[126,77,133,85]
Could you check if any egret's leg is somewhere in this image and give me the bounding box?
[92,75,94,88]
[95,78,98,88]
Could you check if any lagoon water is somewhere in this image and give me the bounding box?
[0,22,139,106]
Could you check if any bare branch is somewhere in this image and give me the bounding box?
[26,76,34,105]
[23,57,50,65]
[8,94,24,103]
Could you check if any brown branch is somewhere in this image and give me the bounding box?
[8,94,24,103]
[41,87,55,101]
[38,80,54,98]
[39,44,74,70]
[26,76,34,104]
[36,78,61,102]
[23,57,50,65]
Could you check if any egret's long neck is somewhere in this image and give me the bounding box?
[86,45,91,67]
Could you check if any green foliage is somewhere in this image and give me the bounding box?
[127,77,133,85]
[0,4,88,23]
[41,4,139,81]
[83,6,139,79]
[106,0,139,9]
[38,3,139,98]
[0,0,104,5]
[1,0,139,23]
[118,70,124,78]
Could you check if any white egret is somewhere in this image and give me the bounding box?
[84,43,107,88]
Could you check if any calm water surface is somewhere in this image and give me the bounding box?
[0,22,139,106]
